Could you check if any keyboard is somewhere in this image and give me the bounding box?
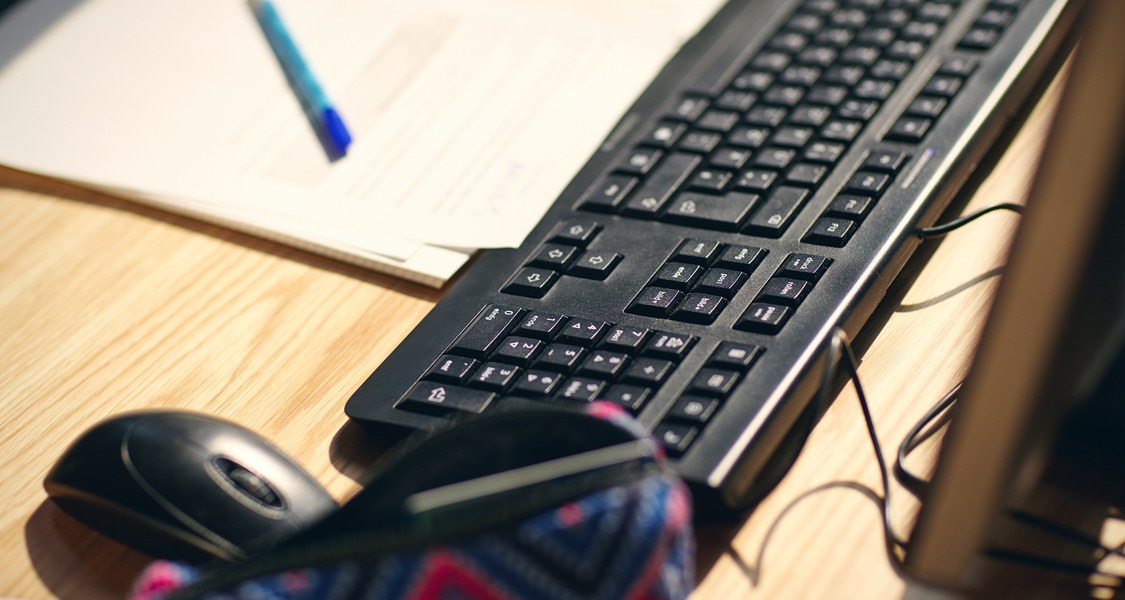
[346,0,1080,510]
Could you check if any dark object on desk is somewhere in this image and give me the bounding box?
[43,411,337,562]
[907,0,1125,587]
[346,0,1084,511]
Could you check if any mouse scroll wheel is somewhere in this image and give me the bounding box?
[215,457,284,509]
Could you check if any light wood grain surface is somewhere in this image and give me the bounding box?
[0,72,1103,599]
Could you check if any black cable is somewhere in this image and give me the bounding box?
[825,329,910,560]
[893,380,960,499]
[915,202,1025,239]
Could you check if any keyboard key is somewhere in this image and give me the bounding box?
[790,105,833,127]
[758,277,812,306]
[826,194,874,218]
[466,362,521,392]
[846,171,891,195]
[734,168,779,193]
[664,191,760,231]
[513,311,566,340]
[555,377,608,402]
[715,89,758,112]
[772,126,815,148]
[599,326,651,352]
[451,305,524,357]
[731,70,775,92]
[715,244,767,272]
[492,337,544,366]
[578,350,630,378]
[616,147,663,175]
[797,45,838,68]
[689,368,741,396]
[653,422,698,456]
[510,370,563,397]
[734,302,791,334]
[568,251,622,280]
[688,168,735,193]
[678,130,724,154]
[746,106,789,127]
[424,355,479,384]
[642,331,697,359]
[804,217,857,246]
[670,95,710,121]
[779,253,832,281]
[623,357,676,385]
[577,175,637,212]
[667,396,720,424]
[708,342,762,370]
[869,59,910,82]
[939,57,978,78]
[820,119,864,143]
[786,163,828,187]
[642,120,688,148]
[651,261,704,290]
[837,99,879,121]
[863,149,910,172]
[744,186,808,236]
[502,267,559,298]
[696,109,741,132]
[399,381,495,415]
[672,293,728,324]
[694,268,746,297]
[628,287,683,317]
[753,147,798,170]
[622,153,702,217]
[886,116,932,143]
[960,27,1001,50]
[528,243,578,270]
[923,75,963,98]
[709,147,753,170]
[557,318,610,346]
[602,384,651,412]
[671,238,723,264]
[854,79,896,101]
[548,220,601,246]
[803,141,846,164]
[727,126,770,149]
[805,85,848,106]
[536,343,587,372]
[887,39,927,60]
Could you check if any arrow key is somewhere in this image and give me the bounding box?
[568,251,622,280]
[502,267,559,298]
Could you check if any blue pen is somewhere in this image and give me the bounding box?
[250,0,352,156]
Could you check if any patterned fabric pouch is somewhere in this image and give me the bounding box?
[130,402,694,600]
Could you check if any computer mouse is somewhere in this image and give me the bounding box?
[43,411,338,562]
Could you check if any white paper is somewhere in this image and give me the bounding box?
[0,0,724,282]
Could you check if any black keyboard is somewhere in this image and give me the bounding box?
[346,0,1080,510]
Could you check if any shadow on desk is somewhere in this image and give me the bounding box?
[25,502,150,600]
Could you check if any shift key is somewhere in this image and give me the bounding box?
[743,186,808,237]
[622,153,701,218]
[451,305,524,358]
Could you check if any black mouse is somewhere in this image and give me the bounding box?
[43,411,337,562]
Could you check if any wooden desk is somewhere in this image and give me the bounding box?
[0,76,1094,599]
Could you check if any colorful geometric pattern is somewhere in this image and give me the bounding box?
[130,404,694,600]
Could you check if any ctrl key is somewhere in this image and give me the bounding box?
[398,381,496,416]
